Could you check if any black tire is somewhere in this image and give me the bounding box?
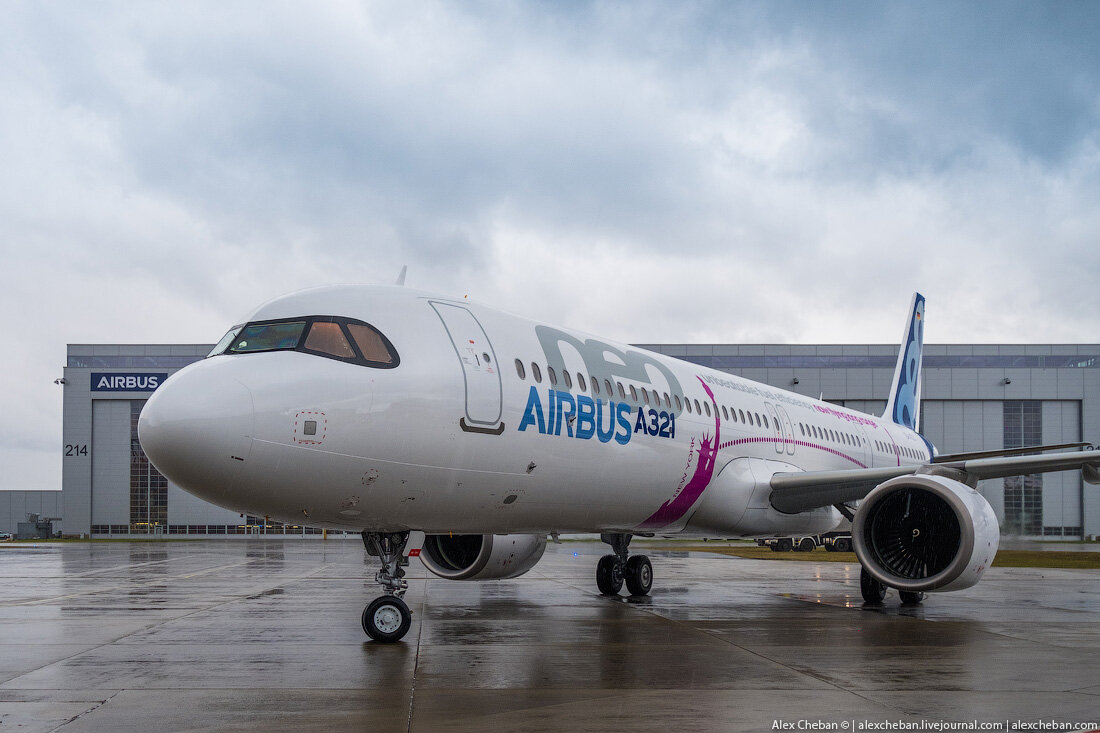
[835,538,853,553]
[796,538,815,552]
[625,555,653,596]
[362,595,412,642]
[776,538,793,552]
[860,567,886,604]
[899,591,925,605]
[596,554,624,595]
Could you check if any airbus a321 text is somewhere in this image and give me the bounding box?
[138,284,1100,642]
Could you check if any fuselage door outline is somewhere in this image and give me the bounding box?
[429,301,504,432]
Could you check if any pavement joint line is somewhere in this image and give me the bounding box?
[406,576,428,733]
[48,689,122,733]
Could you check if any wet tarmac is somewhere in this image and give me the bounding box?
[1,539,1098,732]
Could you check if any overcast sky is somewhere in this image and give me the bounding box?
[2,1,1098,489]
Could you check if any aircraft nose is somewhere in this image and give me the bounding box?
[138,360,255,501]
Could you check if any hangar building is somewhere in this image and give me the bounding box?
[60,342,1100,539]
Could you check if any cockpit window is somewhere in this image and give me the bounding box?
[228,321,306,353]
[216,315,399,368]
[304,322,356,359]
[208,326,243,357]
[346,323,395,365]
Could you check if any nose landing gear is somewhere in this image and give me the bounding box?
[597,533,653,597]
[361,531,412,642]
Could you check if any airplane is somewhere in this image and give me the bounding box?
[138,284,1100,642]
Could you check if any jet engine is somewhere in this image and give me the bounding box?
[852,473,999,593]
[420,533,547,581]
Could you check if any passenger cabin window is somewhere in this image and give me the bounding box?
[515,359,526,379]
[577,373,586,392]
[562,370,572,389]
[592,377,600,395]
[224,316,398,368]
[532,363,542,383]
[629,385,638,402]
[675,395,683,411]
[641,388,650,404]
[548,367,558,386]
[605,379,614,396]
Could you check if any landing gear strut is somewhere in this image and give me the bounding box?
[361,531,412,642]
[597,533,652,597]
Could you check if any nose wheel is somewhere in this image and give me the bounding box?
[597,533,652,596]
[362,595,411,642]
[361,531,412,643]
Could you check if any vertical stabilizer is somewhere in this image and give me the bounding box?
[883,292,925,431]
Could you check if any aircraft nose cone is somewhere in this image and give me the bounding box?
[138,361,255,502]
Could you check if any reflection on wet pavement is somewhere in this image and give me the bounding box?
[1,540,1098,732]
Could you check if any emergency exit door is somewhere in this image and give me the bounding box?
[430,302,504,434]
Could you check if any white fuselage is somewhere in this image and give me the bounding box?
[138,285,931,537]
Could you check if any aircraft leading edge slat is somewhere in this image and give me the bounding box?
[138,284,1099,642]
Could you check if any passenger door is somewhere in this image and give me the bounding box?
[430,302,504,434]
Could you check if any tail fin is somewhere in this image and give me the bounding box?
[883,292,926,431]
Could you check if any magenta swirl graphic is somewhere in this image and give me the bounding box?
[637,377,721,529]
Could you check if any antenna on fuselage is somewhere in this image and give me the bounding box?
[395,265,408,286]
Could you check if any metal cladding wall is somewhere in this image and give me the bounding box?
[61,343,1100,539]
[0,491,63,535]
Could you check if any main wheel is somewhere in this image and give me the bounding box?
[362,595,412,642]
[776,538,793,552]
[899,590,925,605]
[596,554,624,595]
[624,555,653,596]
[796,538,816,552]
[859,567,886,604]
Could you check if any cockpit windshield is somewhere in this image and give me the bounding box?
[213,316,398,368]
[208,326,243,357]
[228,321,307,353]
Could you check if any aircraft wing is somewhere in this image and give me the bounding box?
[769,448,1100,514]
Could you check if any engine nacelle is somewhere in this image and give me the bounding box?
[853,473,999,593]
[420,533,547,581]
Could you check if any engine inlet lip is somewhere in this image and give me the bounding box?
[852,474,977,592]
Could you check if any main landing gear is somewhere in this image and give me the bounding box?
[361,531,412,643]
[859,566,925,606]
[597,533,653,597]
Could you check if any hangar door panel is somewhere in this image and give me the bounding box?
[91,400,131,527]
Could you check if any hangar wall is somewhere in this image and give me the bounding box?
[61,342,1100,539]
[0,491,63,536]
